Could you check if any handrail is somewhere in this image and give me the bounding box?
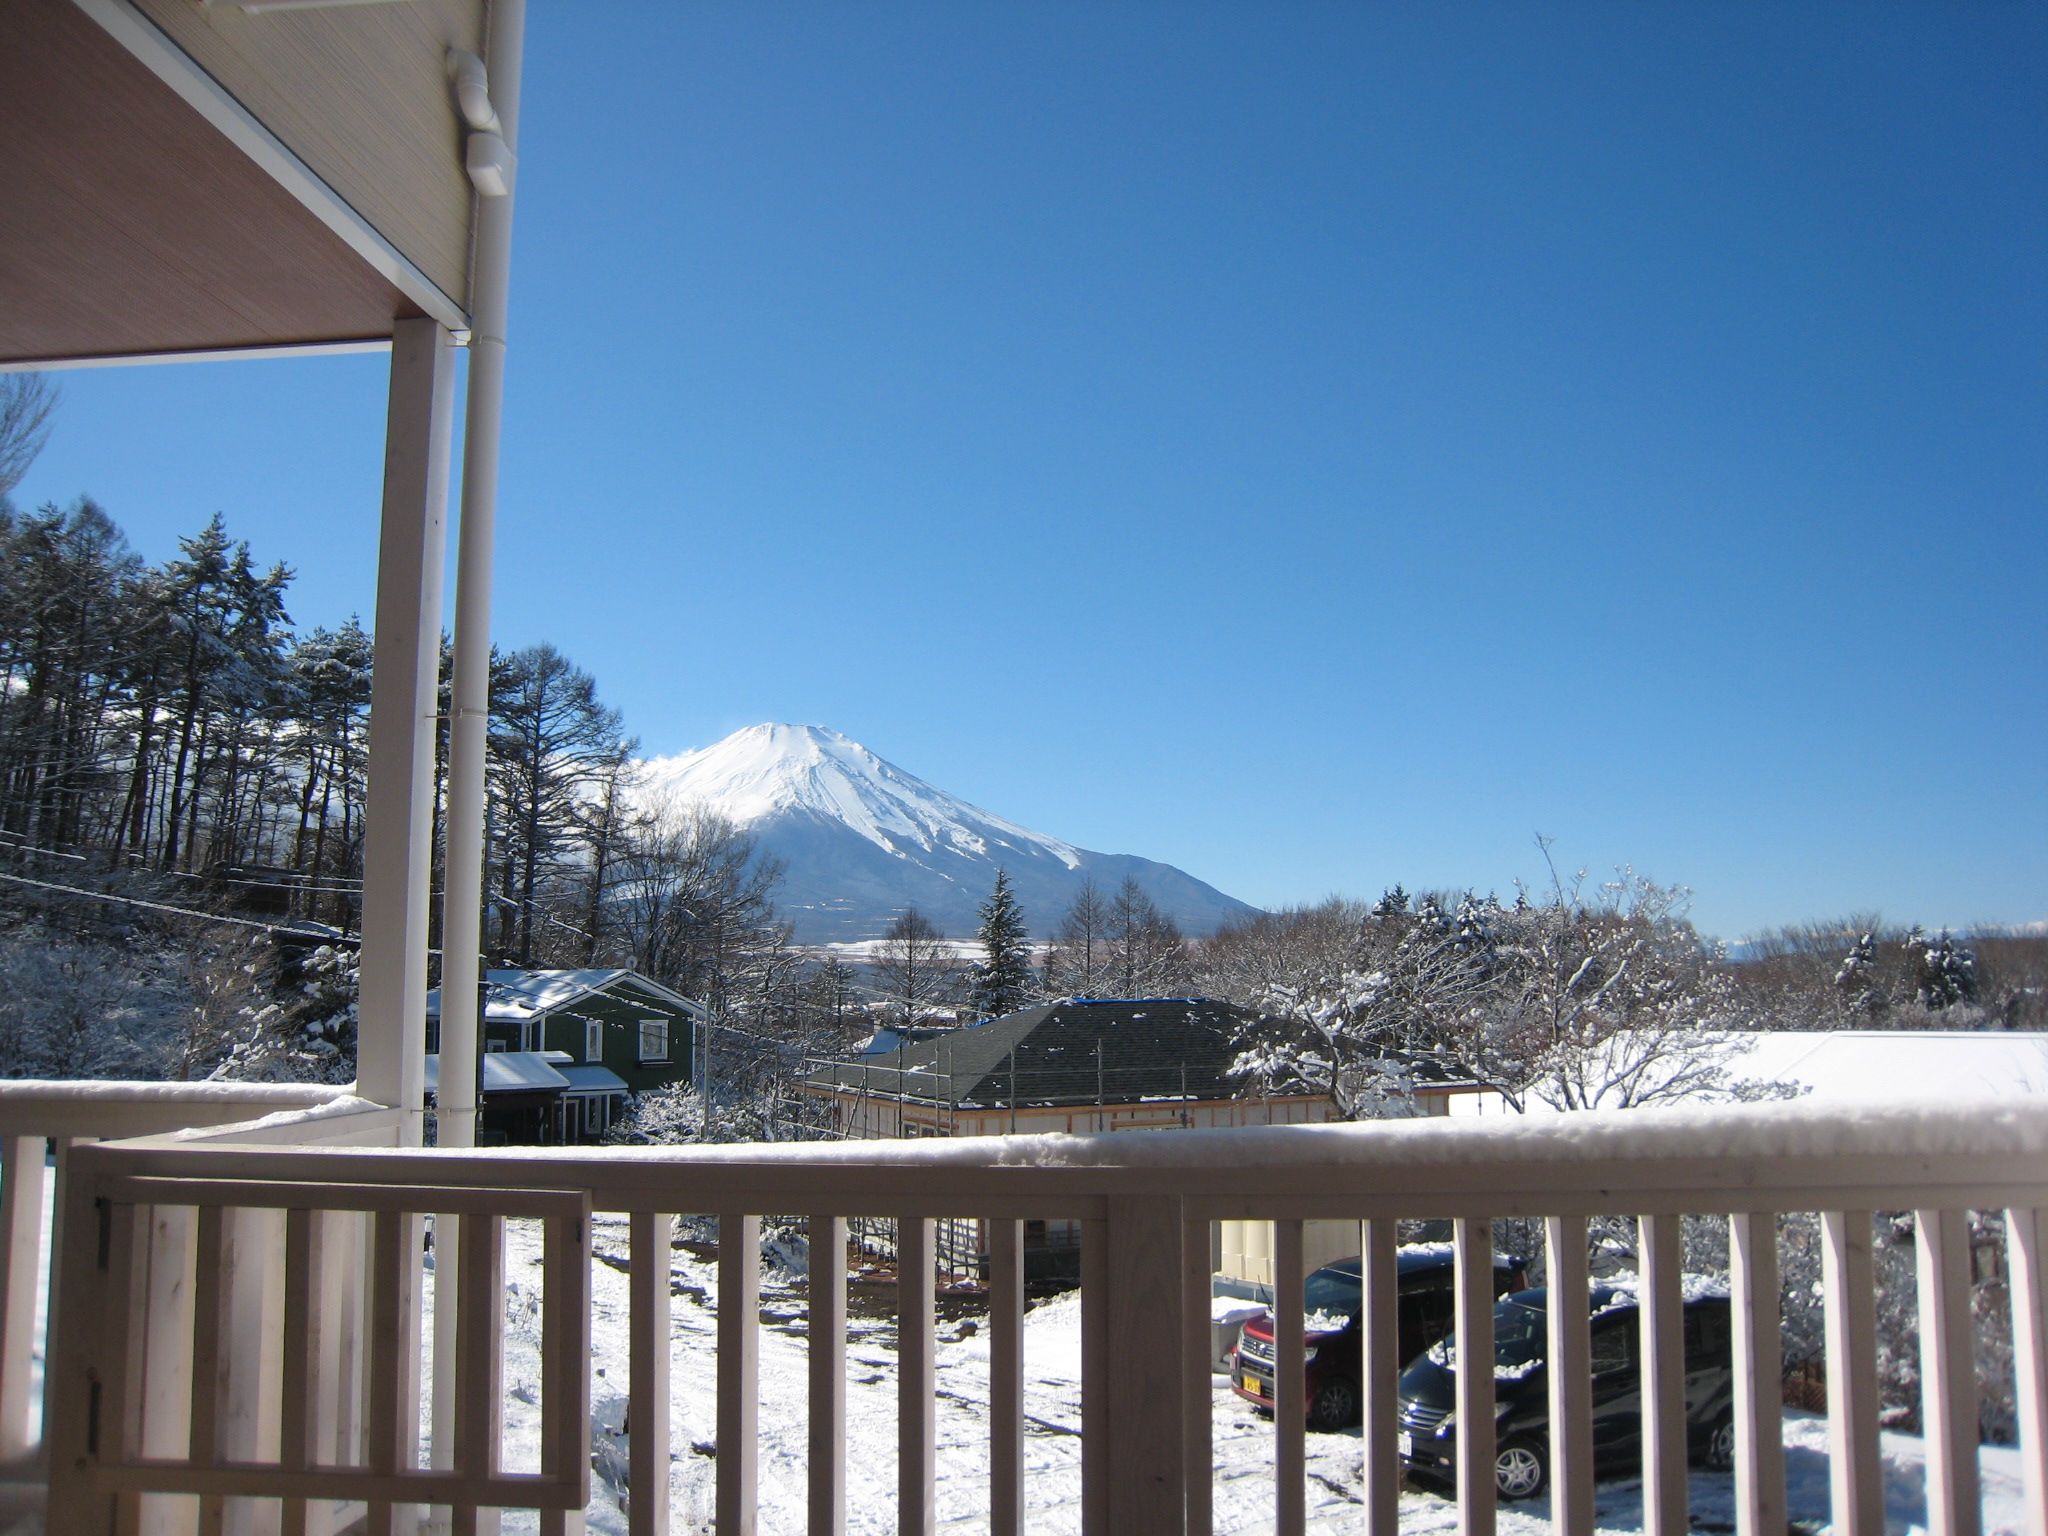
[0,1079,356,1139]
[72,1093,2048,1211]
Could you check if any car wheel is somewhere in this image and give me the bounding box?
[1308,1375,1360,1432]
[1703,1414,1736,1471]
[1494,1438,1548,1501]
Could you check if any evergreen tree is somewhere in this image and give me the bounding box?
[485,642,629,964]
[1833,931,1884,1017]
[969,869,1034,1020]
[1912,928,1977,1012]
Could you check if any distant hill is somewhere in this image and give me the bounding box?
[634,724,1256,944]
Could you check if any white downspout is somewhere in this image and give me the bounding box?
[439,0,523,1157]
[430,5,523,1520]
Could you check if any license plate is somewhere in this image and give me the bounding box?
[1239,1373,1267,1399]
[1397,1432,1414,1458]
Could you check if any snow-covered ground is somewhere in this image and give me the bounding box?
[474,1216,2034,1536]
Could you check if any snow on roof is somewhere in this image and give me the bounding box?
[423,1052,570,1096]
[1724,1031,2048,1101]
[558,1065,630,1095]
[426,969,705,1023]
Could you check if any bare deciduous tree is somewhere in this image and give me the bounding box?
[871,906,957,1026]
[0,374,57,499]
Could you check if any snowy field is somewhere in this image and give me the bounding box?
[472,1215,2035,1536]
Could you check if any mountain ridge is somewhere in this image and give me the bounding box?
[634,724,1255,943]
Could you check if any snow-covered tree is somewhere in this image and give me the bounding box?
[968,869,1034,1020]
[1208,866,1795,1118]
[1911,927,1978,1012]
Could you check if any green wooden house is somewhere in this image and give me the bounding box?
[426,968,705,1142]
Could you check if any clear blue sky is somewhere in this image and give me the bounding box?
[15,2,2046,941]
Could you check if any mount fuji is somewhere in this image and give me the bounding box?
[634,724,1256,944]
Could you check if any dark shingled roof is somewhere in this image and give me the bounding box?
[804,997,1259,1108]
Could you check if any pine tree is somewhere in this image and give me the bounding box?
[969,869,1034,1020]
[1834,932,1883,1017]
[1913,928,1977,1012]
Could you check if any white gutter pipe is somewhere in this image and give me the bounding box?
[429,2,522,1512]
[438,2,523,1156]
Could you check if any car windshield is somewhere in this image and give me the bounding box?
[1303,1266,1362,1329]
[1493,1300,1546,1372]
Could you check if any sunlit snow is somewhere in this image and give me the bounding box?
[457,1214,2033,1536]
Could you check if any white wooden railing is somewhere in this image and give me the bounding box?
[0,1081,375,1503]
[28,1094,2048,1535]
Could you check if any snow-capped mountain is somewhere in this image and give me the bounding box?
[634,724,1255,943]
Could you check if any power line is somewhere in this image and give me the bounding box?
[0,867,354,941]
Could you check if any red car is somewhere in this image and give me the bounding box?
[1232,1247,1529,1429]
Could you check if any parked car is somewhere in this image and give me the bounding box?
[1231,1246,1529,1430]
[1396,1285,1736,1500]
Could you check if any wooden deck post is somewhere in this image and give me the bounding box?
[354,316,457,1143]
[1104,1194,1188,1535]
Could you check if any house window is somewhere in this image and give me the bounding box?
[638,1018,669,1063]
[586,1019,603,1063]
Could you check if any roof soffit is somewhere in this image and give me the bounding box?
[125,0,485,311]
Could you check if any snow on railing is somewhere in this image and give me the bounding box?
[38,1095,2048,1536]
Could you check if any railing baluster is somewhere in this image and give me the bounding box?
[280,1208,321,1536]
[988,1218,1023,1536]
[44,1131,97,1481]
[896,1215,934,1536]
[1639,1214,1688,1536]
[1273,1218,1305,1536]
[540,1205,590,1536]
[1916,1208,1980,1536]
[1079,1216,1107,1536]
[323,1210,367,1486]
[1180,1215,1212,1536]
[808,1214,848,1536]
[628,1212,673,1536]
[1102,1193,1188,1531]
[2007,1207,2048,1536]
[1728,1212,1784,1536]
[1822,1210,1883,1536]
[1544,1214,1593,1536]
[1362,1217,1401,1536]
[190,1206,227,1522]
[454,1214,505,1536]
[46,1181,139,1536]
[140,1201,200,1536]
[1453,1216,1496,1536]
[717,1213,760,1536]
[0,1134,47,1466]
[365,1209,421,1536]
[431,1212,460,1492]
[222,1206,287,1536]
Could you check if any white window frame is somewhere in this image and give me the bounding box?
[638,1017,669,1064]
[585,1019,603,1063]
